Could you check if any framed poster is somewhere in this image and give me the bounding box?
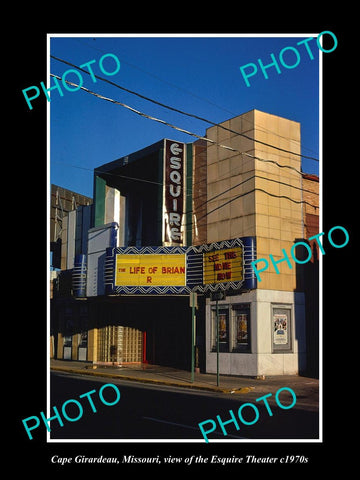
[272,307,292,352]
[232,304,251,352]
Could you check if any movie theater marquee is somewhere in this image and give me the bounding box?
[105,237,257,295]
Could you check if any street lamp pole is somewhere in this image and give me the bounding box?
[210,290,226,388]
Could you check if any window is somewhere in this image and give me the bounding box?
[232,304,251,352]
[211,307,229,352]
[211,303,251,353]
[272,306,292,352]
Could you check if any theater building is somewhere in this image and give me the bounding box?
[51,109,319,376]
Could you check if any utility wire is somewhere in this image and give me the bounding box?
[53,160,319,200]
[50,55,319,162]
[52,161,318,233]
[69,40,318,157]
[192,171,318,216]
[72,38,239,118]
[196,187,318,225]
[51,161,163,186]
[50,75,319,228]
[50,73,306,177]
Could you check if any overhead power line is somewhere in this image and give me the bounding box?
[52,161,319,229]
[69,41,319,158]
[199,187,317,223]
[50,55,319,162]
[53,160,318,200]
[50,73,306,177]
[50,75,319,226]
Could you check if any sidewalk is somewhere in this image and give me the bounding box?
[50,359,319,401]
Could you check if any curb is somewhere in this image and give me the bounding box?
[223,387,255,394]
[50,366,229,393]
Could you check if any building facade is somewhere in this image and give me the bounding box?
[49,185,93,359]
[50,184,92,270]
[50,109,319,377]
[205,110,306,376]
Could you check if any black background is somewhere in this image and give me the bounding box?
[10,12,354,473]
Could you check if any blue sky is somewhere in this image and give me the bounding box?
[49,34,320,199]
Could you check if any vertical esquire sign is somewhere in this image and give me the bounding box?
[163,139,185,245]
